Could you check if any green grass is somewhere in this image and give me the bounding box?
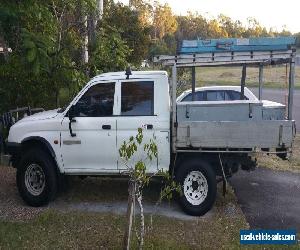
[178,65,300,89]
[0,179,250,249]
[0,209,243,249]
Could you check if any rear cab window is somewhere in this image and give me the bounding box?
[225,90,249,100]
[121,81,154,116]
[181,89,249,102]
[206,90,225,101]
[182,91,205,102]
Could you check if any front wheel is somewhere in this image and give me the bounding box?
[17,148,58,207]
[176,159,217,216]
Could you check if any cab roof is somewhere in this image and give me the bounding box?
[90,70,168,83]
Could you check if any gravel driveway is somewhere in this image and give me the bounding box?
[0,166,225,222]
[0,167,45,221]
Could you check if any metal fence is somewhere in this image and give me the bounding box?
[0,107,44,155]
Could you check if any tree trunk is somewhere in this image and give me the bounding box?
[87,0,103,76]
[96,0,103,21]
[123,181,135,250]
[82,15,89,65]
[88,0,103,49]
[137,193,145,250]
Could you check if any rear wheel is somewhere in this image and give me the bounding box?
[17,148,58,207]
[176,159,217,216]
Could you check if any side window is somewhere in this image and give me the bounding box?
[224,91,232,100]
[121,81,154,116]
[182,91,205,102]
[206,90,225,101]
[226,90,249,100]
[195,92,205,101]
[75,82,115,117]
[182,93,192,102]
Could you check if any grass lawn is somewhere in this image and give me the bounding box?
[0,210,246,249]
[257,135,300,173]
[195,65,300,89]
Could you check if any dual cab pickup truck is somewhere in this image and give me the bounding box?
[6,70,296,216]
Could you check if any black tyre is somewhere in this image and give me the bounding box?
[176,159,217,216]
[16,148,58,207]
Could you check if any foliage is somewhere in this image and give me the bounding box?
[0,0,150,112]
[152,3,177,40]
[103,1,151,66]
[0,0,90,110]
[129,0,153,28]
[176,13,209,41]
[89,26,130,75]
[148,37,176,58]
[119,128,155,249]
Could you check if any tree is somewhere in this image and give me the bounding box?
[0,0,91,109]
[217,15,241,38]
[129,0,153,28]
[148,34,177,57]
[0,0,142,111]
[119,128,180,250]
[152,3,177,40]
[208,18,228,38]
[103,1,151,66]
[175,13,209,41]
[89,26,130,75]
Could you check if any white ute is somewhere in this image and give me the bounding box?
[6,70,295,216]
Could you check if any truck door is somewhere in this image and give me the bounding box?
[60,81,118,173]
[116,79,170,174]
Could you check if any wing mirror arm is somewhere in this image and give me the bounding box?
[68,119,76,137]
[68,105,77,137]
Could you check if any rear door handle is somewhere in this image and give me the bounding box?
[102,125,111,130]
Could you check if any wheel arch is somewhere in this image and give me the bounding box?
[22,136,56,158]
[173,152,219,176]
[20,136,62,174]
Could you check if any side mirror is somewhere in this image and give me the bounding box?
[68,105,77,121]
[68,105,77,137]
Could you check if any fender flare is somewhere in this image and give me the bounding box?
[21,136,56,159]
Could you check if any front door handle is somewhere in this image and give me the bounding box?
[102,125,111,130]
[146,124,153,130]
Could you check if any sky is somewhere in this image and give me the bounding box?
[118,0,300,34]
